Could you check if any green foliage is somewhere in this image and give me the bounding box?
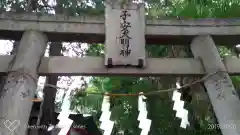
[70,87,103,114]
[146,45,168,57]
[3,0,240,134]
[86,44,105,56]
[3,0,240,18]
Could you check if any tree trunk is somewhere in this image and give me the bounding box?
[0,30,48,135]
[38,42,62,135]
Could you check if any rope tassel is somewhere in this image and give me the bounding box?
[100,94,114,135]
[138,92,151,135]
[172,82,190,129]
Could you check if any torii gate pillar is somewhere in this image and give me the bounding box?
[191,35,240,135]
[104,0,146,68]
[0,30,48,135]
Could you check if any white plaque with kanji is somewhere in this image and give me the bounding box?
[104,1,146,68]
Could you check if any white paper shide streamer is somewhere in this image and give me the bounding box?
[138,92,151,135]
[100,95,114,135]
[56,111,73,135]
[52,89,74,135]
[172,82,190,129]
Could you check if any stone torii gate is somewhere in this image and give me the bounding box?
[0,1,240,135]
